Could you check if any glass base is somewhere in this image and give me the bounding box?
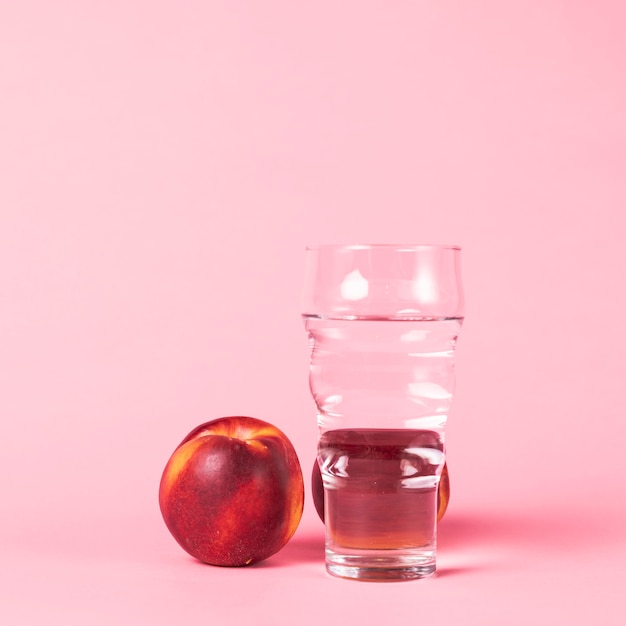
[326,548,436,581]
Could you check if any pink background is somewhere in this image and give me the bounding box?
[1,1,625,624]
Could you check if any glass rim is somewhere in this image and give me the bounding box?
[305,243,461,252]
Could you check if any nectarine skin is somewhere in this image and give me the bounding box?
[311,459,450,523]
[159,416,304,567]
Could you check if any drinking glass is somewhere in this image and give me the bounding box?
[302,244,464,580]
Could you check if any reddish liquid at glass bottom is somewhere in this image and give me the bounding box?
[319,429,444,556]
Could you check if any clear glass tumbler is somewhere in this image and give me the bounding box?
[302,244,464,580]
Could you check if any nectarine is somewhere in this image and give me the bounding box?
[159,416,304,566]
[311,458,450,523]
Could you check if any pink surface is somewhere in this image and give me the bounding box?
[1,1,625,624]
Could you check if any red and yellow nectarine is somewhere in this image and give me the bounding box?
[159,416,304,567]
[311,459,450,523]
